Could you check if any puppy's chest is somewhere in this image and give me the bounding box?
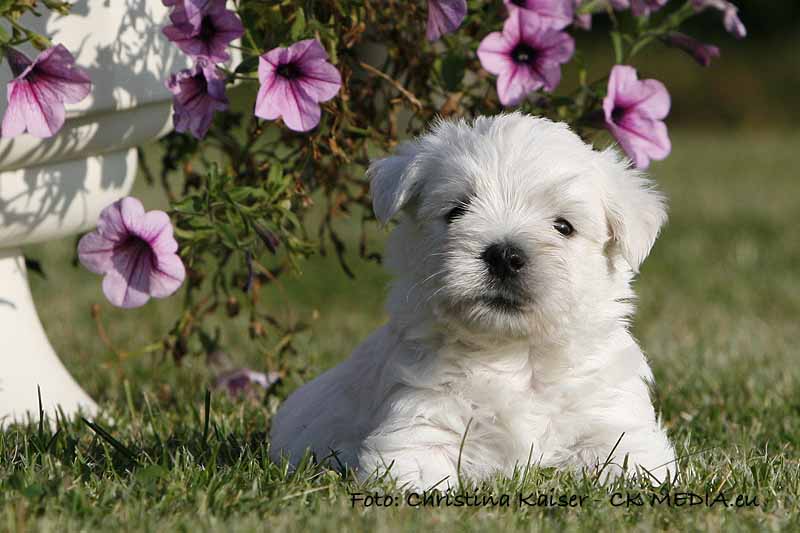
[438,354,592,445]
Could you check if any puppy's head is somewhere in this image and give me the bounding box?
[369,113,666,340]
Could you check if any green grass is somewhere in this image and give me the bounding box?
[2,128,799,531]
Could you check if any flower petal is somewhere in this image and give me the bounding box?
[1,83,28,138]
[295,60,342,103]
[505,0,574,30]
[77,231,116,274]
[254,71,282,120]
[149,253,186,298]
[538,30,575,64]
[9,80,66,138]
[254,76,321,132]
[103,241,153,308]
[133,210,178,253]
[497,65,540,106]
[621,112,671,157]
[427,0,468,41]
[534,61,563,92]
[34,44,92,104]
[96,196,146,242]
[260,46,291,76]
[606,65,669,118]
[477,32,514,76]
[633,79,670,119]
[289,39,330,65]
[609,112,671,169]
[214,368,281,396]
[723,6,747,39]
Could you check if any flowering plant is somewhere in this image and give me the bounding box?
[1,1,746,376]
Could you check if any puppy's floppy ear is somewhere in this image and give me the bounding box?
[601,154,668,273]
[368,142,424,224]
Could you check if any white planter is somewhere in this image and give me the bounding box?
[0,2,191,425]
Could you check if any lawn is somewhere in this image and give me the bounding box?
[2,127,799,531]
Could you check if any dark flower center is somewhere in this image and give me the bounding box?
[119,236,153,258]
[511,0,527,6]
[611,106,627,123]
[277,62,301,80]
[113,236,156,290]
[193,71,209,93]
[512,43,537,65]
[6,49,30,80]
[198,15,216,42]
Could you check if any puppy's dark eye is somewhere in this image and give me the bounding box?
[445,201,470,224]
[553,218,574,236]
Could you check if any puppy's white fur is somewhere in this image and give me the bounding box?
[270,114,675,489]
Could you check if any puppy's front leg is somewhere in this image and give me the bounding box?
[356,423,471,491]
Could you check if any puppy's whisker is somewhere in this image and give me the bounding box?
[417,284,448,311]
[405,268,447,303]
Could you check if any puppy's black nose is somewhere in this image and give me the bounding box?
[482,243,527,279]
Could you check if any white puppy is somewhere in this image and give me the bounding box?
[270,113,675,489]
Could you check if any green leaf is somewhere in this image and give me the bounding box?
[441,53,466,92]
[0,23,10,45]
[290,8,306,40]
[610,31,624,64]
[218,224,239,249]
[268,162,283,185]
[229,186,268,203]
[234,55,259,75]
[171,196,204,214]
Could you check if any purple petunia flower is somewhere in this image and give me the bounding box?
[254,39,342,132]
[214,368,281,397]
[691,0,746,39]
[603,65,671,169]
[427,0,468,41]
[1,45,91,139]
[162,0,213,31]
[664,32,720,67]
[166,61,229,139]
[630,0,668,17]
[477,10,575,106]
[162,0,244,63]
[504,0,574,30]
[78,197,186,309]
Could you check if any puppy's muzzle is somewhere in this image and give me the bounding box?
[481,242,527,281]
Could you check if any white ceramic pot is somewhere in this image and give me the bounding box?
[0,1,191,425]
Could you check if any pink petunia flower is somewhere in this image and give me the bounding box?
[162,0,244,63]
[573,0,592,30]
[477,10,575,106]
[1,45,91,138]
[254,39,342,132]
[664,32,720,67]
[608,0,668,16]
[427,0,468,41]
[691,0,746,39]
[166,61,229,139]
[504,0,574,30]
[78,197,186,309]
[603,65,671,169]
